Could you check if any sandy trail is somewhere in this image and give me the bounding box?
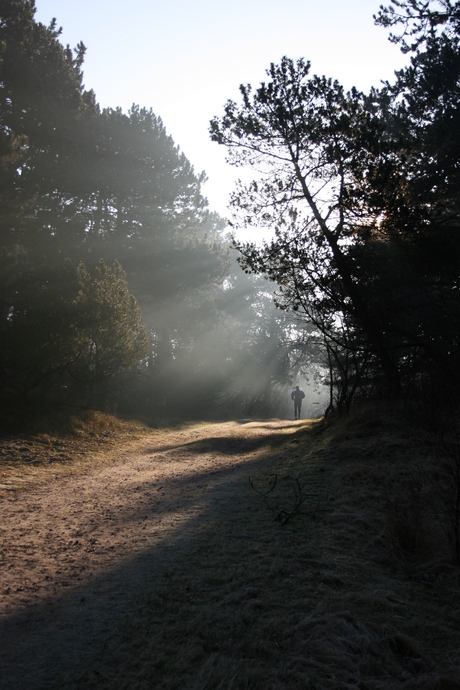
[0,419,298,688]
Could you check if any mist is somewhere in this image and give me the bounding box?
[3,2,459,428]
[0,2,326,422]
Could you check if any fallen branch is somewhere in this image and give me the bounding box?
[249,474,321,526]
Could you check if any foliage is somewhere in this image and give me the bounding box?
[0,2,237,412]
[73,260,150,381]
[210,262,293,417]
[129,255,296,419]
[371,0,460,397]
[211,1,460,409]
[210,58,400,406]
[1,260,149,400]
[1,264,81,399]
[374,0,460,51]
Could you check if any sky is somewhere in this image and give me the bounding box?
[34,0,409,219]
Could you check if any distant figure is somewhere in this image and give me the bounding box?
[291,385,305,420]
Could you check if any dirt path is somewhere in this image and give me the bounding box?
[0,419,302,689]
[2,417,460,689]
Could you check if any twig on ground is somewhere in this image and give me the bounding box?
[249,474,321,526]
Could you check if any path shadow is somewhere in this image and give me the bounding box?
[0,423,318,689]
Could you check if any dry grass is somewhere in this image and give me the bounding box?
[1,407,460,689]
[0,409,157,492]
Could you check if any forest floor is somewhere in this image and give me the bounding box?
[0,407,459,689]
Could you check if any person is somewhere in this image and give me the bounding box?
[291,385,305,420]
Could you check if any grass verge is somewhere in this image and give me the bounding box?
[0,409,154,492]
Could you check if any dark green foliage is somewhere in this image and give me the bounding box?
[1,260,149,400]
[370,0,460,399]
[73,260,150,381]
[0,2,232,410]
[0,1,100,400]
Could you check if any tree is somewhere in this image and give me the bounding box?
[375,0,460,51]
[0,0,97,283]
[72,260,149,382]
[0,2,230,412]
[66,103,230,381]
[212,260,293,417]
[210,58,401,404]
[1,260,148,401]
[373,1,460,237]
[370,0,460,398]
[0,0,99,399]
[211,0,460,408]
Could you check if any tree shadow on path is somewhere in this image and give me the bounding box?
[0,420,319,690]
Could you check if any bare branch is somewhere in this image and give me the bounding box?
[249,474,321,526]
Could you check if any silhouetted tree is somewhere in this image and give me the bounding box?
[211,1,460,409]
[210,58,401,405]
[370,0,460,398]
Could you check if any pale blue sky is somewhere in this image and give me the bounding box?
[34,0,408,218]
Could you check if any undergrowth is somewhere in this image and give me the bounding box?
[0,408,153,492]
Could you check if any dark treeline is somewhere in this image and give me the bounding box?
[0,0,312,422]
[211,0,460,415]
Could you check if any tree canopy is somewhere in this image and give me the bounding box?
[211,0,460,409]
[1,1,303,418]
[0,1,229,407]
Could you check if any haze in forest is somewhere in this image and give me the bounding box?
[1,0,459,426]
[3,6,460,688]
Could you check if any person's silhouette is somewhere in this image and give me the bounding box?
[291,385,305,420]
